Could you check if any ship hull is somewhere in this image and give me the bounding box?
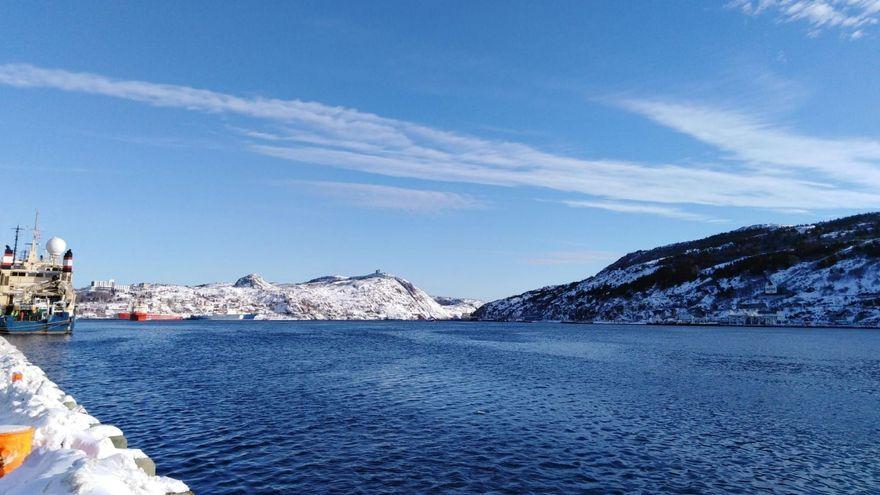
[0,314,74,335]
[121,312,183,321]
[191,314,257,320]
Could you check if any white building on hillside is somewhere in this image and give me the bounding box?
[89,279,131,293]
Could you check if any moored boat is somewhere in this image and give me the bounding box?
[118,311,183,321]
[130,311,183,321]
[0,214,76,335]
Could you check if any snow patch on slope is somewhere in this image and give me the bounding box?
[476,213,880,326]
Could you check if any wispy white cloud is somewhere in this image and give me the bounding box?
[560,199,727,223]
[275,180,484,213]
[617,98,880,188]
[0,163,100,174]
[729,0,880,38]
[525,250,619,266]
[3,64,880,217]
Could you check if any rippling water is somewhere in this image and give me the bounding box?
[6,321,880,494]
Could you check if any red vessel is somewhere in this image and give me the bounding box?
[117,312,182,321]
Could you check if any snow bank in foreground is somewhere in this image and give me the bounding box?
[0,337,188,495]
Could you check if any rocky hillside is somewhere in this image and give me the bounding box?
[475,213,880,326]
[79,272,481,320]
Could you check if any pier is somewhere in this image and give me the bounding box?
[0,336,191,494]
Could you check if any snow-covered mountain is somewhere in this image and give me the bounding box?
[79,272,481,321]
[475,213,880,326]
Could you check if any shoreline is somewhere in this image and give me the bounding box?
[79,317,880,329]
[519,320,880,330]
[0,336,191,495]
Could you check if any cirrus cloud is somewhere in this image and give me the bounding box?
[2,63,880,220]
[617,97,880,188]
[729,0,880,38]
[273,180,485,213]
[560,199,727,223]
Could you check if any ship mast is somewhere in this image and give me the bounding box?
[10,225,22,261]
[26,210,40,264]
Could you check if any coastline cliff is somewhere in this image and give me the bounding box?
[476,213,880,326]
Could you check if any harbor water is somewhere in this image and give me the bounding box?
[6,321,880,494]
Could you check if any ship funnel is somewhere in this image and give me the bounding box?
[1,245,12,269]
[63,249,73,273]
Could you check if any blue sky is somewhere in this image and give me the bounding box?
[1,1,879,300]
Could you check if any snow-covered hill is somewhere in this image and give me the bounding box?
[475,213,880,327]
[79,272,481,321]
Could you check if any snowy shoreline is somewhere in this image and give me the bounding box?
[0,337,190,495]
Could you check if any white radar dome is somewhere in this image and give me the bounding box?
[46,237,67,256]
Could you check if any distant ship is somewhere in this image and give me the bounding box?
[0,214,76,334]
[118,312,184,321]
[118,293,184,321]
[189,313,257,320]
